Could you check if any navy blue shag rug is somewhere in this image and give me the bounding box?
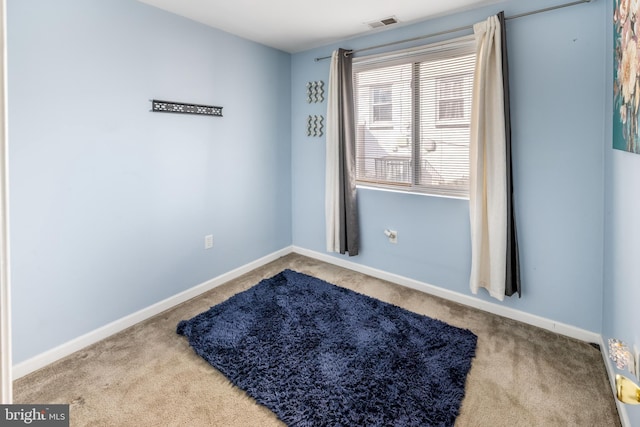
[177,269,477,427]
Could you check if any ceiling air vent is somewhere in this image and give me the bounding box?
[366,16,399,29]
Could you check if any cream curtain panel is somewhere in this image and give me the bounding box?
[469,12,520,301]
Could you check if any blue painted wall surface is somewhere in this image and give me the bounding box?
[292,0,606,333]
[604,0,640,423]
[8,0,292,363]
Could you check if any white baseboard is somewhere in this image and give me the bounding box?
[14,244,622,424]
[291,246,601,344]
[12,246,293,379]
[13,244,602,379]
[599,336,631,427]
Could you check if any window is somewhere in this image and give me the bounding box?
[371,85,393,124]
[353,36,476,198]
[437,75,472,126]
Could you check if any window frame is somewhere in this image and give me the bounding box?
[352,35,476,199]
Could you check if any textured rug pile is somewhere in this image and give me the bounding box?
[177,269,477,426]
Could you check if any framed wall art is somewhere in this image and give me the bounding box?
[614,0,640,153]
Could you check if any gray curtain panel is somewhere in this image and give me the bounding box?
[498,12,521,297]
[338,49,360,256]
[334,48,359,256]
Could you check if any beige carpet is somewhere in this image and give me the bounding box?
[13,253,621,426]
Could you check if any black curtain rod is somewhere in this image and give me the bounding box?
[314,0,593,62]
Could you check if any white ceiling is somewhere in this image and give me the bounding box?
[137,0,502,53]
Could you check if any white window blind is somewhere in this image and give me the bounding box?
[353,35,476,198]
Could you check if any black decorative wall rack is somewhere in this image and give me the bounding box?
[151,100,223,117]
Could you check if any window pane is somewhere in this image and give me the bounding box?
[354,63,412,185]
[437,76,463,98]
[438,99,464,120]
[436,75,469,121]
[418,54,474,195]
[373,86,392,104]
[373,104,393,122]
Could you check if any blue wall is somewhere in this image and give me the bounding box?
[7,0,292,363]
[292,0,606,333]
[604,0,640,423]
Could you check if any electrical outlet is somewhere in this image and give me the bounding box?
[204,234,214,249]
[384,229,398,244]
